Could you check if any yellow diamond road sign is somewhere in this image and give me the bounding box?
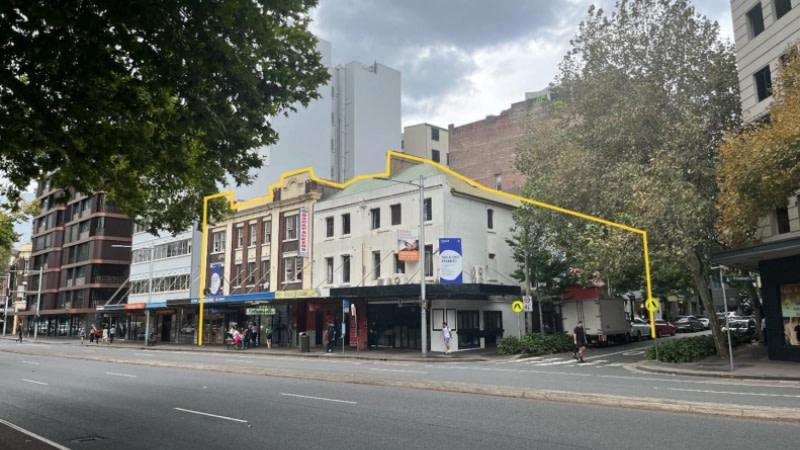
[512,300,524,314]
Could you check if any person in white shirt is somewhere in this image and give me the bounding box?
[441,322,452,354]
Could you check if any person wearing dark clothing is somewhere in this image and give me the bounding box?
[15,324,23,343]
[573,321,587,363]
[325,321,336,353]
[368,322,378,349]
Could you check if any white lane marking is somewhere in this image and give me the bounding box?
[657,386,800,398]
[21,361,40,365]
[107,371,137,378]
[174,407,248,423]
[0,418,71,450]
[622,350,645,356]
[134,353,154,357]
[224,359,254,363]
[280,393,357,404]
[370,368,428,374]
[22,378,48,386]
[577,360,608,366]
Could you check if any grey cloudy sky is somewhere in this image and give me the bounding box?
[310,0,733,128]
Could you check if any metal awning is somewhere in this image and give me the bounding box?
[711,236,800,272]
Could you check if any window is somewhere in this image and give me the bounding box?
[246,261,257,285]
[326,257,334,284]
[394,254,406,274]
[487,209,494,229]
[342,213,351,235]
[747,4,765,37]
[285,215,297,240]
[754,65,772,101]
[423,198,432,221]
[249,224,257,247]
[262,220,271,244]
[260,259,271,289]
[371,208,381,230]
[233,263,242,287]
[431,127,440,141]
[283,256,302,283]
[325,217,334,237]
[342,255,351,283]
[431,149,440,163]
[495,173,502,191]
[373,251,381,280]
[236,226,244,248]
[776,207,791,234]
[775,0,792,19]
[391,204,402,225]
[212,231,226,253]
[424,245,433,277]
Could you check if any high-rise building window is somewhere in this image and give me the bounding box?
[431,127,440,141]
[487,209,494,230]
[249,224,257,247]
[236,226,244,248]
[754,65,772,101]
[431,149,440,163]
[285,215,297,240]
[775,0,792,19]
[212,231,226,253]
[246,261,257,285]
[394,254,406,274]
[747,4,765,37]
[424,245,434,277]
[776,207,791,234]
[260,259,271,289]
[326,257,334,284]
[262,220,271,244]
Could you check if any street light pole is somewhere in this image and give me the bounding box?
[418,175,427,357]
[711,265,734,372]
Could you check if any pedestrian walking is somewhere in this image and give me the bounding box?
[265,324,273,349]
[15,323,23,343]
[109,324,116,344]
[325,320,336,353]
[90,325,97,344]
[102,326,110,344]
[441,322,452,354]
[79,327,86,345]
[573,321,587,363]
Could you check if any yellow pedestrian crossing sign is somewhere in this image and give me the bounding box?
[512,300,524,314]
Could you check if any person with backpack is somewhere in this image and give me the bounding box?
[325,320,336,353]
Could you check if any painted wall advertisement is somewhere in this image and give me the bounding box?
[779,284,800,346]
[397,229,419,261]
[438,238,462,285]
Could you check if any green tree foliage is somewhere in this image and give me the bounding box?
[514,0,740,355]
[0,1,329,233]
[717,44,800,247]
[0,200,39,272]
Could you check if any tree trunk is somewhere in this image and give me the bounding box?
[687,250,728,357]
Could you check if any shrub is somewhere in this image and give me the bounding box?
[498,333,573,356]
[644,333,755,363]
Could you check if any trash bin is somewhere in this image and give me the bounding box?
[299,332,310,353]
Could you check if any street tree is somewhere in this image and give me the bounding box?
[0,1,330,234]
[0,200,39,272]
[514,0,740,355]
[717,43,800,247]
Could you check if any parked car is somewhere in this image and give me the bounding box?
[674,317,705,333]
[628,317,652,341]
[652,319,677,337]
[722,319,758,341]
[696,315,710,330]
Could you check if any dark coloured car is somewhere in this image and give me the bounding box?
[651,319,676,337]
[674,317,704,333]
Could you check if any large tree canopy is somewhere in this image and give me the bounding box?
[514,0,740,354]
[717,44,800,247]
[0,0,329,233]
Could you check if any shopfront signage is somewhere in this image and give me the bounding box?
[246,306,276,315]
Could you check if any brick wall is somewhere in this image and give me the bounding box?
[448,97,550,194]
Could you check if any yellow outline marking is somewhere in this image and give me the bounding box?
[198,150,656,345]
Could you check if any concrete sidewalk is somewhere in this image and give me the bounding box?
[633,343,800,381]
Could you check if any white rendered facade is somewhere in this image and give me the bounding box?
[129,228,197,306]
[402,123,449,166]
[731,0,800,240]
[312,163,523,351]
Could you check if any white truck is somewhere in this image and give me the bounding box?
[560,287,630,345]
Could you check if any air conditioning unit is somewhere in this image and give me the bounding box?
[393,274,407,285]
[473,265,485,283]
[262,281,270,290]
[376,277,386,286]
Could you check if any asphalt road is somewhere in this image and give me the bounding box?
[3,336,799,413]
[1,351,799,450]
